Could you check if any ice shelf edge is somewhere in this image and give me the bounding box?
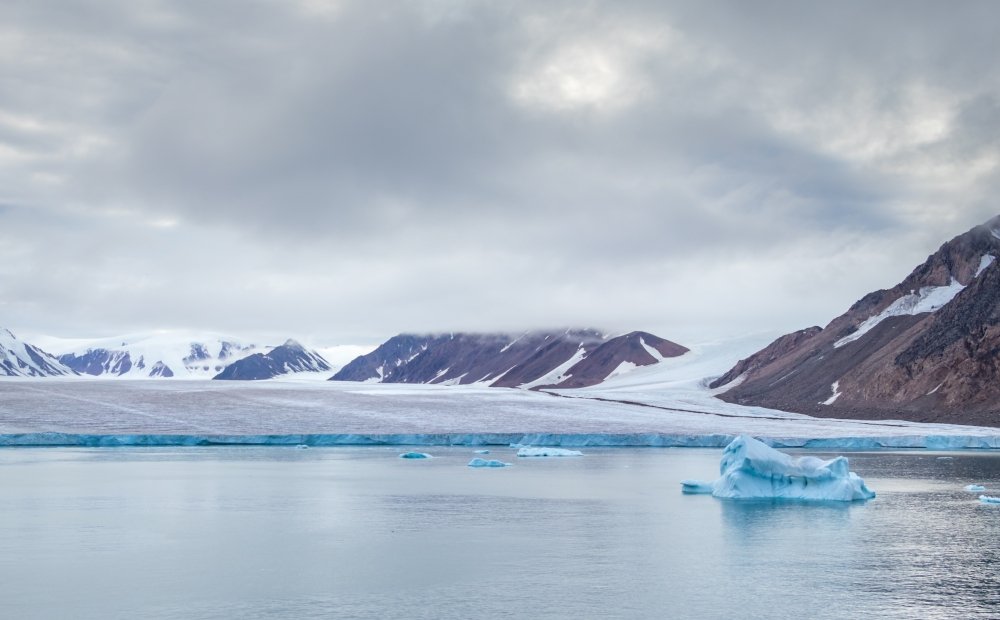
[1,432,1000,449]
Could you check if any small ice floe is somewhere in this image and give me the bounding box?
[680,480,714,495]
[979,495,1000,505]
[468,458,510,468]
[399,452,432,459]
[681,435,875,501]
[965,484,987,493]
[516,447,583,457]
[936,456,955,460]
[295,444,309,449]
[474,449,490,455]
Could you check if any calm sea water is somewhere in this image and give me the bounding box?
[1,446,998,619]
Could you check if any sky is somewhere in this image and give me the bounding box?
[2,0,1000,346]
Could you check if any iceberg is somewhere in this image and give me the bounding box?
[965,484,987,492]
[468,458,510,468]
[979,495,1000,505]
[681,435,875,501]
[517,447,583,457]
[399,451,431,459]
[474,449,490,454]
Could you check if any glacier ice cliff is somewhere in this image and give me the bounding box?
[0,432,1000,449]
[681,435,875,501]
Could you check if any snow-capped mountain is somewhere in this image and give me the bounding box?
[715,214,1000,426]
[40,332,260,379]
[0,328,75,377]
[331,329,688,389]
[213,339,332,380]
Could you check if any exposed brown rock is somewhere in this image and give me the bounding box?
[716,215,1000,427]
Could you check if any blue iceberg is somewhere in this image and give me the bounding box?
[965,484,987,492]
[681,435,875,501]
[979,495,1000,505]
[399,451,432,459]
[468,458,510,468]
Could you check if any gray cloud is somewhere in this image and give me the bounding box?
[2,0,1000,344]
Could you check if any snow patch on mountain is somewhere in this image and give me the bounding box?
[834,279,966,349]
[518,346,588,389]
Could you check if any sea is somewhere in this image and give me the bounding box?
[1,446,998,619]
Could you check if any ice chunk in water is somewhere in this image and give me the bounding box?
[468,458,510,468]
[682,435,875,501]
[965,484,987,492]
[399,452,431,459]
[517,447,583,457]
[979,495,1000,505]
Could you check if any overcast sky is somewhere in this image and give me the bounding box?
[2,0,1000,346]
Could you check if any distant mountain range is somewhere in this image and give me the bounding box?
[0,327,689,390]
[331,329,688,389]
[214,340,332,380]
[714,214,1000,426]
[0,328,74,377]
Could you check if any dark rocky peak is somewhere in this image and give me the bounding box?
[214,339,331,380]
[183,343,211,365]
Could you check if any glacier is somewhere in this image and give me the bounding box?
[681,435,876,501]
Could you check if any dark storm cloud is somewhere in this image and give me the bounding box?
[2,0,1000,342]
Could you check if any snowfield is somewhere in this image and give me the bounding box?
[2,332,999,448]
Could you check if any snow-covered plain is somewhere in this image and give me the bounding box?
[2,332,1000,448]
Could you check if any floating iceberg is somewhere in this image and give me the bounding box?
[965,484,987,492]
[979,495,1000,505]
[468,458,510,468]
[474,449,490,454]
[399,451,432,459]
[517,447,583,457]
[681,435,875,501]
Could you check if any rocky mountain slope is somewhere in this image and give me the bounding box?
[715,215,1000,426]
[214,340,332,380]
[0,328,76,377]
[331,329,688,389]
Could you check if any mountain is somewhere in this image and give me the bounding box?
[46,332,260,379]
[714,215,1000,426]
[213,340,332,380]
[331,329,688,389]
[0,328,76,377]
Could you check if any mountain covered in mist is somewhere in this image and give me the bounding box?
[714,214,1000,426]
[331,329,688,389]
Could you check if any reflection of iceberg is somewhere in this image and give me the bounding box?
[681,435,875,501]
[517,447,583,457]
[468,458,510,468]
[399,452,431,459]
[965,484,987,492]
